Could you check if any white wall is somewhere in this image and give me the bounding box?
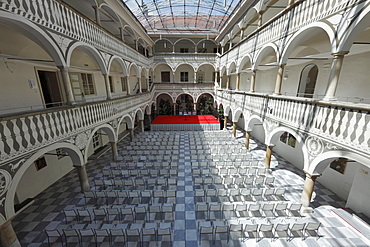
[255,68,276,93]
[174,65,195,82]
[273,139,304,170]
[251,125,265,144]
[317,161,359,200]
[16,154,74,204]
[345,164,370,218]
[239,72,251,91]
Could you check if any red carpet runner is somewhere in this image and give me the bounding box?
[151,115,220,131]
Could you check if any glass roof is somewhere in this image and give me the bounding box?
[123,0,241,33]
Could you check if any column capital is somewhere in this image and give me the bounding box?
[331,51,349,57]
[267,144,276,148]
[303,170,321,179]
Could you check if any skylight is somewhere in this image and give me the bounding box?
[123,0,241,34]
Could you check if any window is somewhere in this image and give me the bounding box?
[81,73,95,95]
[35,157,47,171]
[180,48,188,53]
[92,132,100,149]
[197,73,203,83]
[109,76,114,93]
[121,77,127,91]
[180,72,189,82]
[56,148,67,160]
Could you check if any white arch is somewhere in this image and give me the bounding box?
[99,3,123,28]
[195,92,215,105]
[173,38,196,46]
[155,93,175,104]
[232,108,243,122]
[196,39,217,46]
[66,42,108,74]
[84,124,116,162]
[227,62,237,75]
[134,108,144,120]
[0,12,66,67]
[281,22,335,64]
[238,55,253,73]
[107,56,128,76]
[117,114,134,131]
[339,2,370,52]
[245,115,266,136]
[220,66,227,76]
[174,63,196,73]
[253,43,279,70]
[129,63,139,77]
[154,38,174,45]
[175,93,195,104]
[223,105,231,117]
[196,63,216,72]
[5,143,83,221]
[307,150,370,175]
[123,25,137,40]
[153,63,174,72]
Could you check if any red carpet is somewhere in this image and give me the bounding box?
[151,115,219,125]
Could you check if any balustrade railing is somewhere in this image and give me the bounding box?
[220,0,361,63]
[0,93,151,164]
[216,90,370,153]
[0,0,152,67]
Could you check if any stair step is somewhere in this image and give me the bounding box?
[332,208,370,240]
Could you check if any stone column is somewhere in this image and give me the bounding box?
[288,0,295,5]
[245,130,251,149]
[110,142,118,161]
[258,11,265,27]
[235,73,240,91]
[126,77,131,95]
[323,52,348,101]
[103,74,112,100]
[226,75,230,89]
[223,116,228,130]
[221,46,225,54]
[0,220,20,247]
[264,144,275,169]
[274,64,286,95]
[138,78,142,93]
[232,122,237,137]
[129,128,134,141]
[119,27,124,41]
[140,120,144,132]
[75,164,90,192]
[249,70,256,92]
[193,103,197,114]
[240,29,244,39]
[173,103,177,115]
[93,6,101,26]
[215,71,219,84]
[301,172,321,208]
[229,41,232,50]
[58,66,75,105]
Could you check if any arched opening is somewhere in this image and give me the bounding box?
[228,63,237,90]
[196,64,215,83]
[109,59,127,96]
[218,104,224,129]
[128,64,139,94]
[175,64,195,83]
[239,56,252,91]
[254,46,278,94]
[154,39,174,53]
[141,69,148,92]
[174,39,195,53]
[297,64,318,98]
[196,94,215,115]
[175,94,194,115]
[197,40,218,53]
[156,94,174,115]
[154,64,173,83]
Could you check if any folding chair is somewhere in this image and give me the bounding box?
[198,221,213,243]
[84,191,95,205]
[134,204,147,222]
[62,229,80,247]
[121,206,135,222]
[79,229,95,245]
[213,220,229,243]
[110,229,125,245]
[209,202,222,220]
[148,204,161,222]
[77,209,92,223]
[157,222,172,242]
[261,203,276,218]
[196,203,208,220]
[289,222,306,240]
[288,203,303,217]
[222,202,235,219]
[45,229,62,247]
[228,219,243,241]
[142,223,157,243]
[304,222,322,240]
[274,223,291,241]
[162,203,174,221]
[94,229,110,245]
[63,209,77,224]
[258,224,274,242]
[234,203,248,218]
[93,208,107,223]
[244,223,258,242]
[107,208,121,223]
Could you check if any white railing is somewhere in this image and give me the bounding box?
[220,0,361,64]
[0,93,151,164]
[154,53,217,67]
[216,90,370,154]
[0,0,152,67]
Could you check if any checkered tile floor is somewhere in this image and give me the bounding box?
[12,129,370,246]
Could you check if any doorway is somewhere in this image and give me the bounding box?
[37,70,62,108]
[161,71,171,82]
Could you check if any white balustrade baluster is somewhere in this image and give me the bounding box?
[37,0,46,24]
[346,111,357,143]
[361,114,370,149]
[0,121,13,158]
[43,113,52,142]
[11,119,23,153]
[49,112,56,139]
[332,108,341,140]
[20,117,32,150]
[35,115,46,146]
[324,107,335,137]
[354,111,366,146]
[59,110,66,134]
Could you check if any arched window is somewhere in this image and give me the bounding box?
[297,64,318,98]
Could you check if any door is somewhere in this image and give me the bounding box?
[37,70,62,108]
[161,71,171,82]
[69,72,85,102]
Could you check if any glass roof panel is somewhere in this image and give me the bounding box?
[122,0,241,33]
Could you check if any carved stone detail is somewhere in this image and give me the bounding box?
[75,132,88,150]
[0,170,11,197]
[305,136,324,156]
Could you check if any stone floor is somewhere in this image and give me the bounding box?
[12,128,370,247]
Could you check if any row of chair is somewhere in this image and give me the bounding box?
[45,222,172,247]
[198,220,321,243]
[94,176,178,190]
[63,204,175,224]
[121,149,180,155]
[192,176,275,190]
[195,202,303,219]
[108,161,179,170]
[120,154,180,162]
[102,168,178,178]
[84,190,177,205]
[125,145,178,151]
[194,187,286,202]
[191,159,263,168]
[192,167,270,177]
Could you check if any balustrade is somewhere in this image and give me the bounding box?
[0,0,152,67]
[220,0,361,64]
[216,90,370,153]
